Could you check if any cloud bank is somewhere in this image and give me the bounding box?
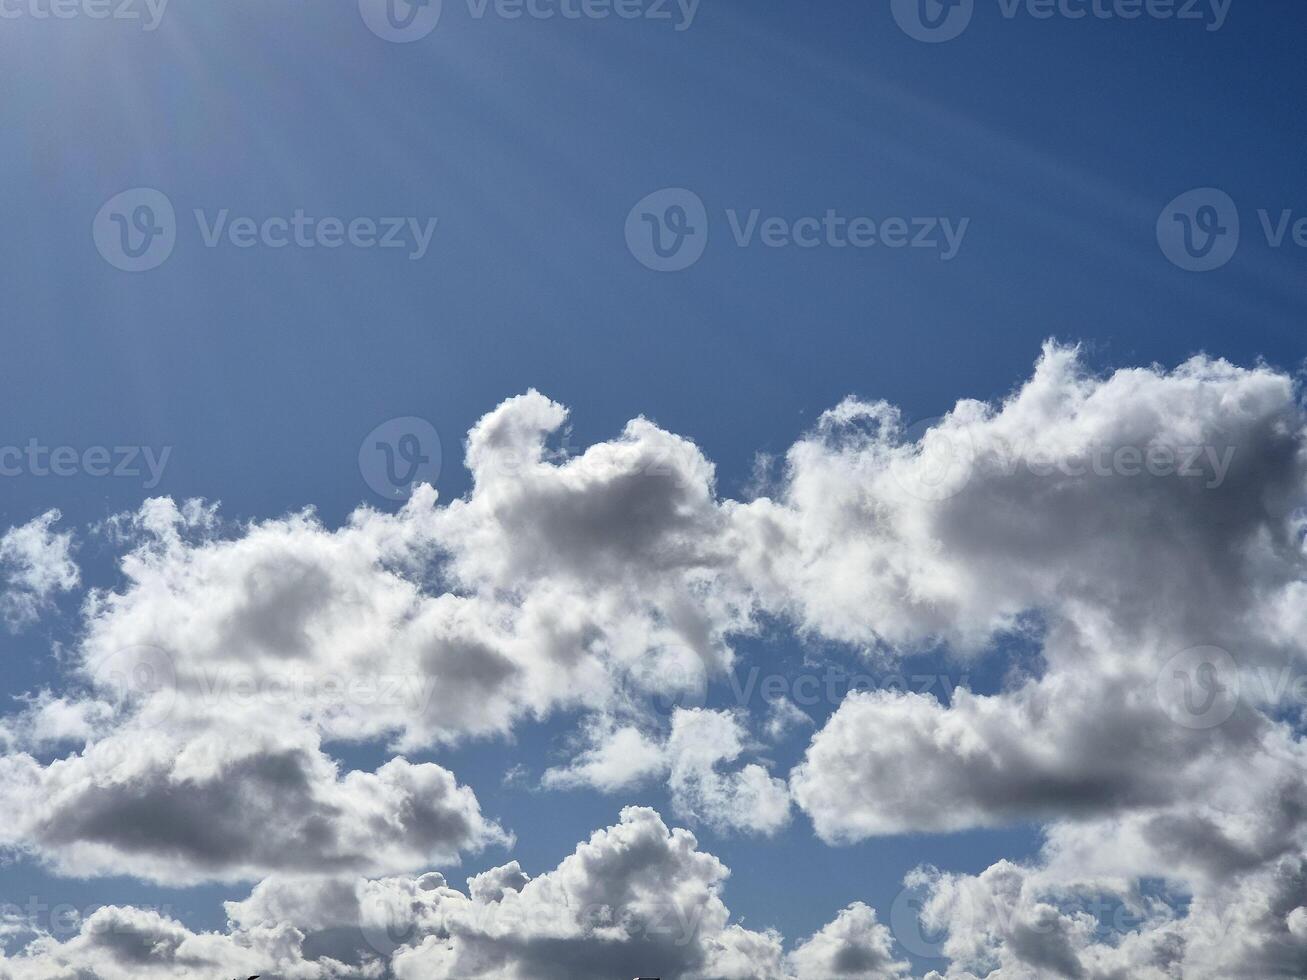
[4,343,1307,977]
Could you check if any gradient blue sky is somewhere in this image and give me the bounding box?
[3,0,1307,971]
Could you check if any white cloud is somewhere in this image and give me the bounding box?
[384,806,784,979]
[783,345,1307,848]
[763,696,813,741]
[541,718,667,793]
[729,343,1303,654]
[70,390,757,757]
[0,511,78,632]
[0,392,767,887]
[789,671,1303,841]
[229,807,886,980]
[765,344,1307,978]
[0,904,360,980]
[665,708,792,836]
[543,708,792,836]
[787,902,910,979]
[4,343,1307,976]
[909,850,1307,980]
[0,723,509,885]
[0,808,919,979]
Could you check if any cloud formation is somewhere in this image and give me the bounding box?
[781,345,1307,838]
[1,723,509,885]
[4,344,1307,976]
[543,708,791,835]
[0,511,77,632]
[770,345,1307,977]
[0,808,911,979]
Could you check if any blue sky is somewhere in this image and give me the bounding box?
[4,1,1307,977]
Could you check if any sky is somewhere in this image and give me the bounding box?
[3,1,1307,978]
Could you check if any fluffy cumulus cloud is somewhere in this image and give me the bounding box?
[69,389,754,755]
[0,904,359,980]
[0,808,897,979]
[543,708,791,836]
[904,849,1307,979]
[789,677,1305,841]
[383,806,785,980]
[770,345,1307,976]
[663,708,791,836]
[0,391,758,883]
[6,344,1307,976]
[0,723,509,885]
[541,716,669,793]
[787,902,910,979]
[730,342,1304,654]
[767,349,1307,821]
[0,511,78,632]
